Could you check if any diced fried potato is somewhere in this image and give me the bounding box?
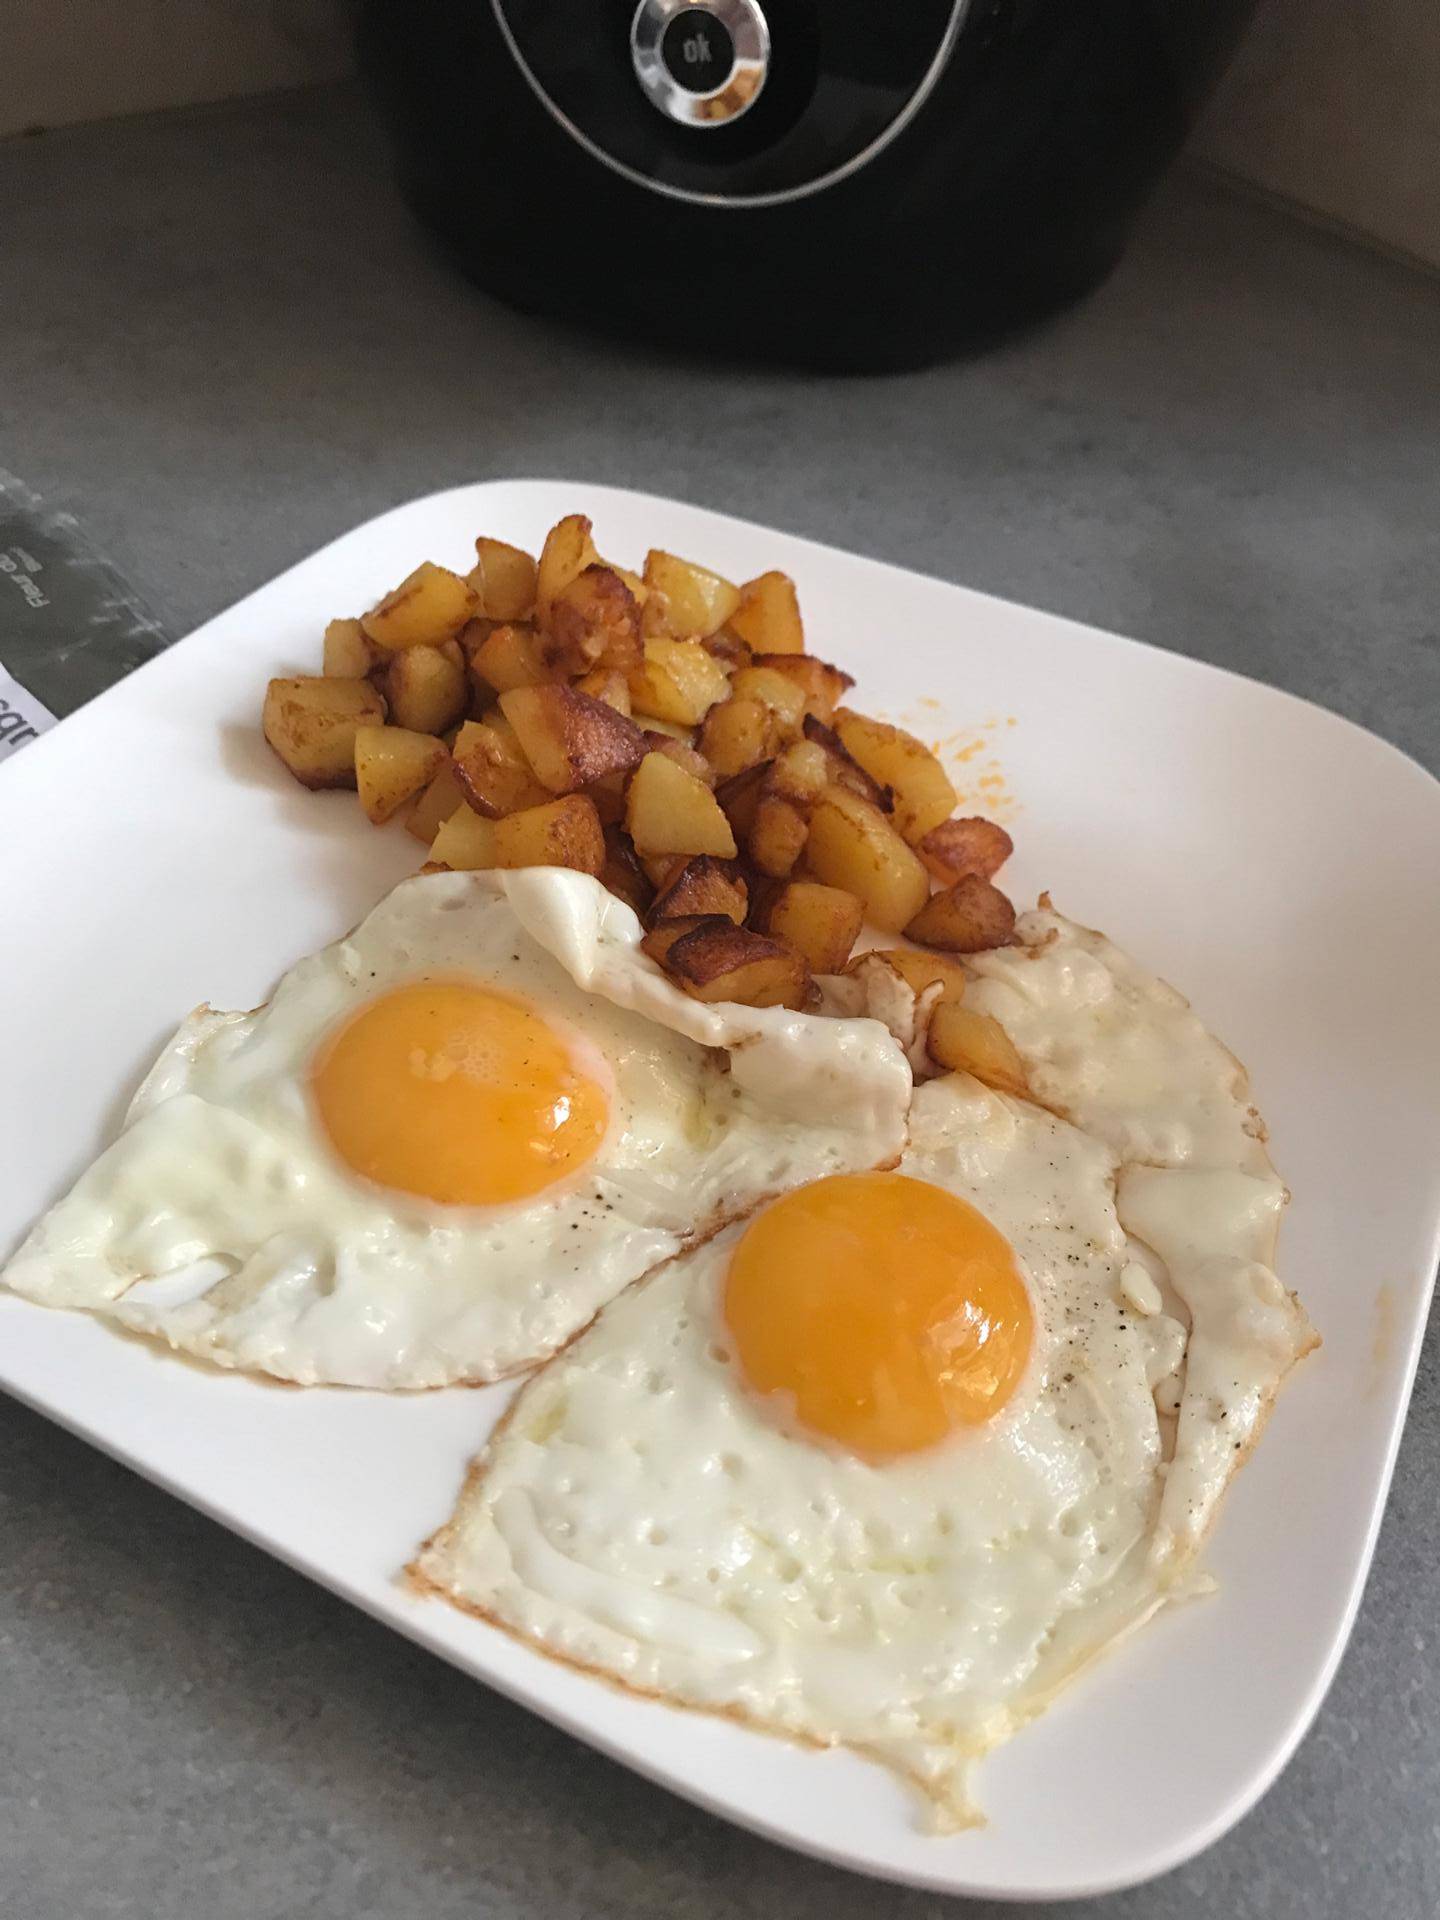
[544,565,642,676]
[640,913,723,968]
[628,637,731,727]
[917,816,1014,884]
[536,514,600,626]
[262,676,385,790]
[640,852,684,891]
[586,769,629,825]
[767,881,862,974]
[855,946,968,1003]
[492,794,606,875]
[499,684,647,793]
[380,640,468,736]
[407,759,466,844]
[805,785,930,931]
[833,709,957,844]
[626,751,737,858]
[927,1002,1029,1097]
[323,617,378,677]
[469,622,554,695]
[453,719,551,818]
[600,827,653,916]
[643,550,741,638]
[702,627,752,670]
[715,759,772,841]
[748,794,809,878]
[905,875,1016,952]
[642,729,714,785]
[430,806,498,871]
[635,713,694,742]
[361,562,476,651]
[802,714,893,811]
[649,855,748,926]
[469,536,537,621]
[700,695,777,778]
[766,739,829,808]
[729,570,803,654]
[609,564,651,607]
[660,920,809,1010]
[730,665,806,733]
[574,666,632,714]
[354,726,448,826]
[751,653,853,721]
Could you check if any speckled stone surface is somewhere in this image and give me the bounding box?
[1,84,1437,1920]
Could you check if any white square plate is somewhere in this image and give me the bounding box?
[4,481,1438,1900]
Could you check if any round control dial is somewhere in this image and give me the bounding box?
[631,0,769,128]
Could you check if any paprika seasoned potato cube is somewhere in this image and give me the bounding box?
[322,617,378,678]
[380,640,468,736]
[263,676,385,790]
[729,570,804,654]
[626,750,737,858]
[407,758,466,844]
[905,875,1016,952]
[544,565,642,677]
[805,785,930,931]
[468,536,537,622]
[767,881,863,974]
[628,637,731,727]
[361,563,476,651]
[492,794,606,875]
[927,1001,1029,1097]
[536,514,600,627]
[499,684,647,793]
[832,709,957,845]
[643,549,741,638]
[452,719,550,818]
[917,816,1014,885]
[660,919,809,1010]
[354,727,448,826]
[649,854,748,926]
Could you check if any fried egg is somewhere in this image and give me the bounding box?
[3,870,910,1387]
[413,908,1315,1825]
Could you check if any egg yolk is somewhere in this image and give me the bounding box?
[311,980,607,1207]
[723,1172,1033,1459]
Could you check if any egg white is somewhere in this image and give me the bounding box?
[2,870,911,1387]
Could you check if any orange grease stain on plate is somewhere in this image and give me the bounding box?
[897,709,1021,824]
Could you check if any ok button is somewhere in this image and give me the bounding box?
[631,0,770,127]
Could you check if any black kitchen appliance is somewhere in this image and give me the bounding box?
[357,1,1256,371]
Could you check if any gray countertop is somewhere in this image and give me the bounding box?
[2,84,1437,1920]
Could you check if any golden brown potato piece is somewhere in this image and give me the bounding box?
[453,719,551,818]
[748,794,809,878]
[649,855,748,926]
[643,550,741,638]
[660,919,809,1010]
[574,666,632,714]
[702,627,753,670]
[263,676,386,790]
[801,714,893,811]
[855,946,968,1003]
[544,565,642,677]
[729,570,803,654]
[639,852,685,891]
[429,806,498,871]
[499,684,647,793]
[715,759,773,841]
[700,695,777,778]
[469,537,537,621]
[626,750,738,858]
[765,739,830,808]
[600,827,653,916]
[639,913,722,968]
[323,617,378,678]
[469,622,554,696]
[354,727,448,826]
[586,769,629,826]
[492,794,606,875]
[642,729,714,786]
[805,785,931,931]
[832,709,957,845]
[751,653,853,721]
[730,665,806,733]
[917,816,1014,885]
[361,563,476,651]
[380,641,468,736]
[905,875,1016,952]
[927,1002,1029,1097]
[536,514,600,627]
[628,638,731,727]
[407,759,466,844]
[767,881,862,974]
